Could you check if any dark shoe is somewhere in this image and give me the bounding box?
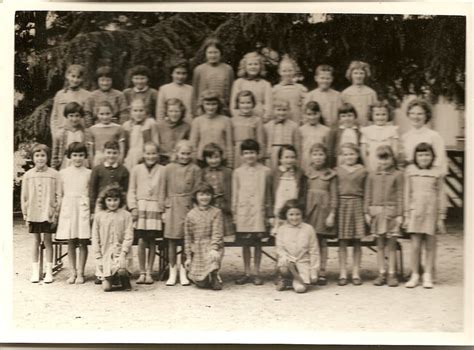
[387,274,399,287]
[317,276,328,286]
[352,277,363,286]
[94,277,102,285]
[373,274,386,286]
[235,274,251,285]
[275,276,288,291]
[338,277,348,286]
[121,276,132,291]
[211,277,223,291]
[252,275,264,286]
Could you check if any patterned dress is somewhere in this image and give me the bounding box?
[158,162,202,239]
[305,167,337,236]
[91,208,134,278]
[404,165,446,235]
[335,164,367,239]
[184,206,224,282]
[127,163,164,231]
[360,124,400,172]
[56,166,91,240]
[202,166,234,236]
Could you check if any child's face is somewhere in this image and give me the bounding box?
[372,107,389,126]
[341,147,358,166]
[131,74,149,90]
[143,145,158,167]
[238,96,254,115]
[166,104,182,123]
[279,62,295,82]
[203,100,219,116]
[205,46,221,64]
[97,106,113,124]
[177,146,192,165]
[70,151,86,167]
[274,106,289,123]
[408,105,428,129]
[242,150,258,165]
[378,156,393,171]
[66,70,83,88]
[171,67,188,84]
[339,112,356,128]
[351,68,366,85]
[305,109,321,126]
[315,71,333,90]
[104,148,119,164]
[245,58,261,77]
[130,101,147,123]
[286,208,303,226]
[206,152,222,168]
[416,151,433,169]
[105,197,120,211]
[98,77,113,91]
[280,149,297,168]
[196,191,212,207]
[33,150,48,168]
[310,149,326,167]
[67,112,83,128]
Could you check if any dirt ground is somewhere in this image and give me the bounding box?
[11,219,464,333]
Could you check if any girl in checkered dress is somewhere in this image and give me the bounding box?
[184,183,225,290]
[335,142,368,286]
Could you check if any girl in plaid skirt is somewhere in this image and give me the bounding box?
[335,142,368,286]
[184,183,225,290]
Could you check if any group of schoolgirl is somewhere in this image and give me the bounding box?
[21,37,448,294]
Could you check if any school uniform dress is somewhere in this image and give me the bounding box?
[127,163,164,233]
[230,78,273,121]
[91,208,134,278]
[156,82,193,123]
[327,125,361,167]
[364,168,404,237]
[84,89,128,126]
[123,86,158,120]
[404,165,446,235]
[158,162,202,239]
[272,82,308,124]
[190,114,234,167]
[341,85,377,127]
[231,113,265,168]
[156,120,190,164]
[21,166,61,233]
[50,87,91,138]
[401,125,448,175]
[202,166,234,236]
[122,118,160,171]
[299,123,330,171]
[360,125,400,172]
[86,123,126,167]
[276,222,319,284]
[263,119,301,170]
[304,88,343,127]
[56,166,91,240]
[305,167,337,236]
[335,164,368,239]
[89,162,130,214]
[232,163,273,240]
[51,126,87,170]
[184,206,224,282]
[192,62,234,115]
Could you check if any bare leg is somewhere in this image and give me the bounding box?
[353,239,362,280]
[338,240,348,280]
[138,238,146,274]
[376,236,386,274]
[31,233,41,263]
[254,243,262,276]
[387,237,397,275]
[318,237,328,276]
[43,233,53,263]
[242,246,251,276]
[147,239,156,274]
[168,239,177,266]
[406,233,422,287]
[425,235,436,276]
[76,242,88,284]
[67,241,77,284]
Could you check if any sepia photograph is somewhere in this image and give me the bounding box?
[3,1,472,345]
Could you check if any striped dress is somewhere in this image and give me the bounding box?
[335,164,368,239]
[184,206,224,282]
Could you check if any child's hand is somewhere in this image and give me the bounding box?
[437,219,446,234]
[131,208,138,222]
[184,258,191,271]
[364,214,372,226]
[325,213,335,228]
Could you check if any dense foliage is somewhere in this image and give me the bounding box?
[15,12,466,148]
